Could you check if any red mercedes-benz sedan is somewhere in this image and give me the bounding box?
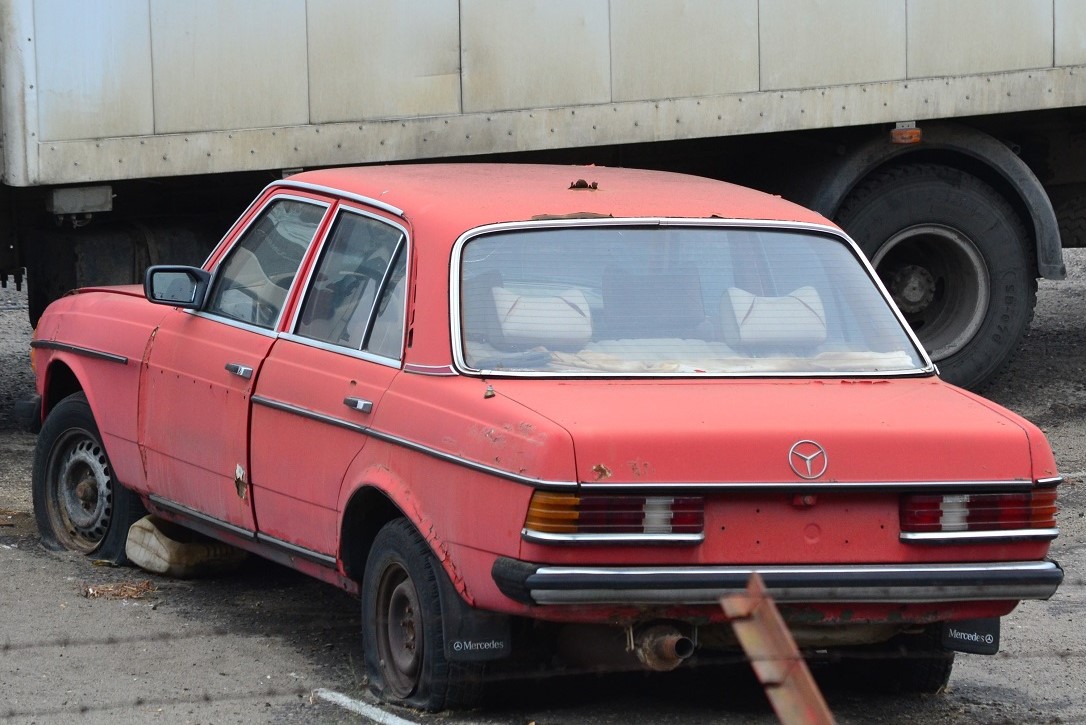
[30,164,1061,709]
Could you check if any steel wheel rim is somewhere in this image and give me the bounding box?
[46,428,114,554]
[873,224,990,362]
[375,562,423,697]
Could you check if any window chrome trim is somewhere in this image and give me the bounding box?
[270,180,406,218]
[30,339,128,365]
[522,530,704,545]
[275,332,403,369]
[448,217,935,378]
[900,528,1059,543]
[404,363,457,376]
[187,309,282,337]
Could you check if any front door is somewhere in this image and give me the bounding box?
[139,195,329,531]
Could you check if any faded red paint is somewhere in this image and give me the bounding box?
[31,164,1061,647]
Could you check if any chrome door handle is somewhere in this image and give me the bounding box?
[344,397,374,414]
[225,362,253,379]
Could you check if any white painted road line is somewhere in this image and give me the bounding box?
[314,689,423,725]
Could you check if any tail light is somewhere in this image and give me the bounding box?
[900,489,1058,540]
[523,491,704,543]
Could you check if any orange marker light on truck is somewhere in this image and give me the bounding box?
[891,121,923,144]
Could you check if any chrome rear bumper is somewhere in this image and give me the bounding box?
[492,559,1063,606]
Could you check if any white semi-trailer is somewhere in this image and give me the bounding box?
[4,0,1085,390]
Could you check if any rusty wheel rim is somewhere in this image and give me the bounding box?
[374,561,423,697]
[46,428,114,554]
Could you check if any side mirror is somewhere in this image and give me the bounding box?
[144,266,212,309]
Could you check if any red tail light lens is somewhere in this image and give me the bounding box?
[525,492,704,537]
[900,489,1058,533]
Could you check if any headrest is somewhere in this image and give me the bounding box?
[725,286,827,345]
[491,287,592,349]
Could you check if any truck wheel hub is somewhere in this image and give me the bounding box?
[887,265,936,313]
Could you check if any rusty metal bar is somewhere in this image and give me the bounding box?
[721,572,836,725]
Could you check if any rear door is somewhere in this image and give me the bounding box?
[249,205,409,557]
[138,194,330,532]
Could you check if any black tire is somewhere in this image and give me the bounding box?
[25,229,77,327]
[1054,190,1086,248]
[836,163,1036,391]
[835,625,954,694]
[32,392,146,564]
[361,519,483,711]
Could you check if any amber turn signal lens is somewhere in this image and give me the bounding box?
[524,491,704,536]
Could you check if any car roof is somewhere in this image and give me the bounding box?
[284,163,831,230]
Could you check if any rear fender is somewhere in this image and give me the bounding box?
[337,445,473,602]
[338,454,513,660]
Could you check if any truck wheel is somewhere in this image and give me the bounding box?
[836,163,1036,391]
[837,625,955,694]
[361,519,482,711]
[25,229,77,327]
[32,392,146,564]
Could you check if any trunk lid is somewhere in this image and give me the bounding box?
[495,377,1036,485]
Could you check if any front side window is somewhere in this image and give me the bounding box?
[458,225,927,376]
[295,210,406,358]
[206,198,327,328]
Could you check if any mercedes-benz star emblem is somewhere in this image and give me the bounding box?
[788,440,828,480]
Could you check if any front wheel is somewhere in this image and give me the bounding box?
[32,392,146,563]
[361,519,483,711]
[836,163,1036,391]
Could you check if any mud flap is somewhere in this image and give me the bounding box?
[435,568,513,662]
[942,617,1000,654]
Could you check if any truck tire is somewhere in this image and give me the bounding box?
[1054,190,1086,248]
[32,392,146,564]
[25,229,77,327]
[361,519,483,711]
[836,163,1036,391]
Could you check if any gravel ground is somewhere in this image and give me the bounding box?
[1,251,1084,724]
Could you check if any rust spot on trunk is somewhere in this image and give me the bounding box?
[592,463,612,480]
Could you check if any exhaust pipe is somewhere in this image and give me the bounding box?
[634,624,695,671]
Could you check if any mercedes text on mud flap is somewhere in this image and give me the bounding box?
[30,165,1062,711]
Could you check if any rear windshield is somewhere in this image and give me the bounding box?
[457,225,927,376]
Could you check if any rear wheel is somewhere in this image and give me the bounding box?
[361,519,483,710]
[836,624,954,694]
[836,163,1036,391]
[32,392,146,563]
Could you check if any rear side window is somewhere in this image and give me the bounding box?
[206,198,327,328]
[295,209,407,359]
